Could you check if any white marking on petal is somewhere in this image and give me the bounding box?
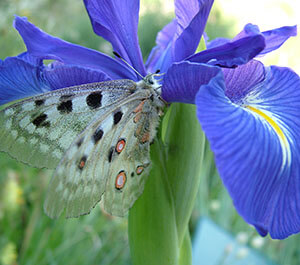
[245,106,292,170]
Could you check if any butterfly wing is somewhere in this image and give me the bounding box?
[44,92,159,218]
[0,80,136,169]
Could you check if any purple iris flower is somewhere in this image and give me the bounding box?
[0,0,298,239]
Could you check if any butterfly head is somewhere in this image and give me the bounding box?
[137,73,166,108]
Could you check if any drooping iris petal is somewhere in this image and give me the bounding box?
[260,25,297,55]
[0,57,49,105]
[0,56,110,105]
[187,34,265,68]
[43,63,110,90]
[162,61,220,103]
[14,16,136,80]
[196,65,300,239]
[83,0,145,76]
[207,24,297,56]
[205,37,229,49]
[173,0,214,62]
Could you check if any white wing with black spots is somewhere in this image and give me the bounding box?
[0,80,136,169]
[44,89,161,218]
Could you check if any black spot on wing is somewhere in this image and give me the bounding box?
[86,92,102,109]
[108,147,114,162]
[113,111,123,125]
[57,100,73,114]
[60,94,74,100]
[35,99,45,106]
[93,128,104,144]
[77,138,84,147]
[32,113,50,128]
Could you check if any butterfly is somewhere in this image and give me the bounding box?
[0,71,166,218]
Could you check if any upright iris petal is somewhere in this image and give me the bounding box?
[146,0,214,73]
[196,61,300,239]
[84,0,146,76]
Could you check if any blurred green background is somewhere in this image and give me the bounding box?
[0,0,299,264]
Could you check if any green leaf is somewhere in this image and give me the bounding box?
[128,137,179,265]
[128,103,206,265]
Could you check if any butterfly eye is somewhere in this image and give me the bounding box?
[136,166,144,175]
[115,171,127,190]
[116,139,126,153]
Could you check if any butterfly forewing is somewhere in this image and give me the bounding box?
[44,89,158,218]
[0,80,136,169]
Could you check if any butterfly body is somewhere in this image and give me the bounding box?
[0,75,165,218]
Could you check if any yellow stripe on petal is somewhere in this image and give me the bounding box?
[245,105,291,169]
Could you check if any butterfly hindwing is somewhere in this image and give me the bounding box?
[44,92,160,218]
[0,80,136,169]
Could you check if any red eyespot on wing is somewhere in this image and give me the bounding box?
[78,156,87,170]
[115,171,127,190]
[136,166,144,175]
[116,139,126,153]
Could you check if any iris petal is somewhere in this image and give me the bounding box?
[14,16,136,80]
[146,0,214,72]
[207,24,297,56]
[0,56,110,105]
[84,0,145,76]
[223,60,265,103]
[187,34,265,68]
[146,20,177,73]
[260,25,297,55]
[43,63,110,90]
[173,0,214,61]
[0,57,49,105]
[162,61,220,103]
[196,66,300,239]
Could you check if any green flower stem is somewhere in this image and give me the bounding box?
[128,103,205,264]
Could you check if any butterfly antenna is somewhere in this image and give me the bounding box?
[113,51,145,80]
